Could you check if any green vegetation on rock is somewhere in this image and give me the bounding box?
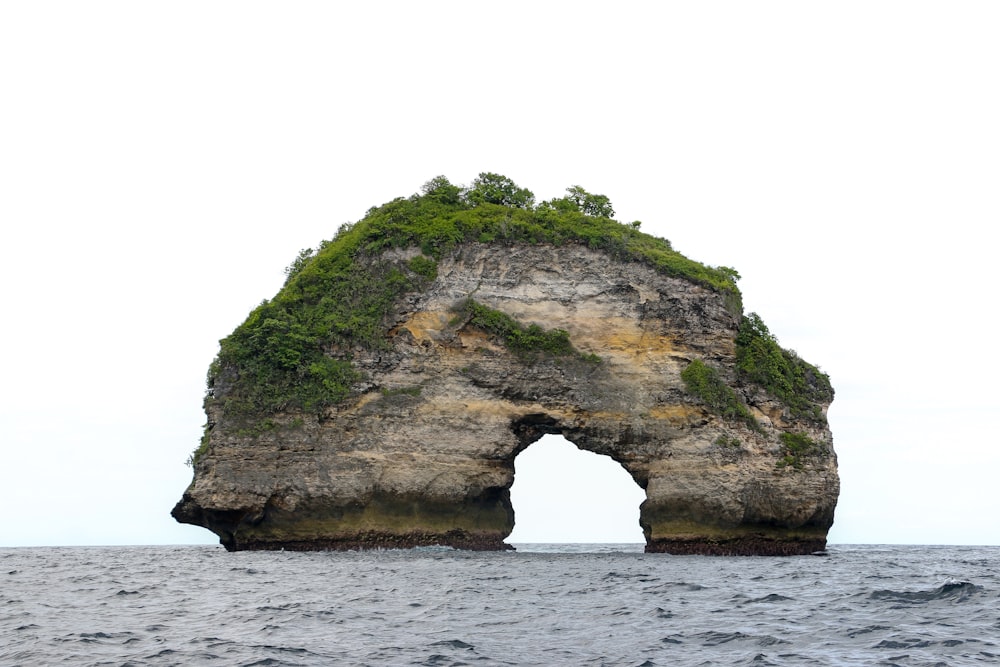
[186,427,212,467]
[356,175,742,296]
[681,359,756,427]
[459,298,601,363]
[777,432,821,469]
[407,254,438,281]
[681,314,833,432]
[205,239,426,420]
[713,434,742,449]
[735,313,833,422]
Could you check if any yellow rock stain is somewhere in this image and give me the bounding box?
[646,404,704,426]
[401,310,451,342]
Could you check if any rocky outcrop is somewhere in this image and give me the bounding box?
[173,243,838,555]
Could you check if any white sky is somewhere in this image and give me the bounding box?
[2,2,997,547]
[508,435,647,544]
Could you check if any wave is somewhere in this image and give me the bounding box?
[691,631,791,647]
[745,593,794,604]
[868,579,983,604]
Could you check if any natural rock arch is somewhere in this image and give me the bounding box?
[174,242,838,555]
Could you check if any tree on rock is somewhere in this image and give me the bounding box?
[463,172,535,209]
[565,185,615,218]
[421,175,463,205]
[539,185,616,218]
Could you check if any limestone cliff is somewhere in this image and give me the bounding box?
[173,176,838,555]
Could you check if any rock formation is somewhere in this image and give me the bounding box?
[173,176,838,555]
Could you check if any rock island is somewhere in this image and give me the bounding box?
[172,174,838,555]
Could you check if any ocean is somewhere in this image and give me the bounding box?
[1,544,996,666]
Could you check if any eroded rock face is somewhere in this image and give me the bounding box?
[173,243,838,554]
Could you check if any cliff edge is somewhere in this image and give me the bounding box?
[172,174,838,555]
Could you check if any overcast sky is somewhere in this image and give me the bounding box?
[2,2,997,547]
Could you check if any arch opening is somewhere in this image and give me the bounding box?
[505,434,646,546]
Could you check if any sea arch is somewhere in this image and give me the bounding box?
[174,243,838,555]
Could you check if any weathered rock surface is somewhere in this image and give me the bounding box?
[173,243,838,554]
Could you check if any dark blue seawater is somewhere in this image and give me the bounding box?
[2,544,997,666]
